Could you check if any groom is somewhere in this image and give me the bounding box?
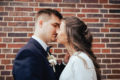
[12,9,64,80]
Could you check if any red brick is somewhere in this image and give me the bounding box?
[81,0,98,3]
[107,64,120,68]
[0,12,8,16]
[54,0,62,2]
[4,17,13,21]
[6,65,13,70]
[5,7,14,11]
[82,9,99,13]
[35,0,52,2]
[4,27,13,32]
[14,17,33,21]
[63,9,80,12]
[29,3,38,7]
[102,38,109,43]
[112,49,120,53]
[0,44,6,48]
[28,33,33,37]
[103,70,111,74]
[0,38,2,42]
[48,43,57,48]
[59,4,75,8]
[10,2,28,6]
[9,12,28,16]
[6,54,16,58]
[1,60,11,64]
[35,8,46,11]
[96,59,101,63]
[14,28,33,32]
[82,19,99,22]
[105,24,120,27]
[86,4,102,8]
[92,44,105,48]
[2,49,12,53]
[100,0,108,3]
[13,38,29,42]
[15,7,33,11]
[104,14,120,18]
[1,71,10,75]
[112,70,120,74]
[107,75,120,79]
[93,38,100,43]
[0,7,4,11]
[8,33,27,37]
[109,19,120,23]
[100,64,106,68]
[8,22,27,26]
[96,54,106,58]
[58,54,65,58]
[54,49,62,53]
[0,54,5,58]
[3,38,12,42]
[8,44,24,48]
[77,14,85,17]
[92,49,100,53]
[77,4,85,8]
[101,28,109,32]
[106,54,120,58]
[13,49,19,53]
[102,59,111,63]
[62,13,76,17]
[107,44,120,48]
[112,59,120,63]
[15,0,33,1]
[52,8,61,12]
[104,5,120,8]
[6,76,14,80]
[0,65,5,70]
[0,22,7,26]
[40,3,57,7]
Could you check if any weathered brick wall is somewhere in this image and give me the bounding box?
[0,0,120,80]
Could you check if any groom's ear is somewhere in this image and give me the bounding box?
[39,20,43,28]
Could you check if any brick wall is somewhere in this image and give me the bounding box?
[0,0,120,80]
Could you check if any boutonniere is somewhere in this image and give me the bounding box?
[47,53,57,72]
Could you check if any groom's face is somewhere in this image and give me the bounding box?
[42,14,61,42]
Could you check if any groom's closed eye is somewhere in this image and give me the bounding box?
[52,23,60,28]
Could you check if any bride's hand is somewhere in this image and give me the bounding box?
[63,53,70,64]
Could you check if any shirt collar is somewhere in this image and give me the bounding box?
[32,35,48,51]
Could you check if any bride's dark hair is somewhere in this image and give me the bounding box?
[63,16,101,80]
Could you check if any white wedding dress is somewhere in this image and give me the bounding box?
[59,51,97,80]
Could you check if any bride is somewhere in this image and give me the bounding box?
[56,16,101,80]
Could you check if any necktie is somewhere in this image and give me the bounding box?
[46,46,52,55]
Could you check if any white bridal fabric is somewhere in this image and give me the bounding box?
[59,51,97,80]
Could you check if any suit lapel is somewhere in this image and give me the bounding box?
[28,38,48,57]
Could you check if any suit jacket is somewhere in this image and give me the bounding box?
[12,38,56,80]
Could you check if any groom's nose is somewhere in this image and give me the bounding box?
[56,29,59,34]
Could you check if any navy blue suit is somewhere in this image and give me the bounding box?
[12,38,56,80]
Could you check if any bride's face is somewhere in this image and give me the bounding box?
[57,21,68,44]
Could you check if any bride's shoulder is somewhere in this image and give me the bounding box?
[71,51,90,64]
[71,52,84,61]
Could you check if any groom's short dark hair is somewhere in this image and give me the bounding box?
[36,8,63,21]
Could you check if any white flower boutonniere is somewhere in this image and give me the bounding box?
[47,54,57,72]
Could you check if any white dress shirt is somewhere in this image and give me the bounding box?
[59,51,97,80]
[32,35,48,51]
